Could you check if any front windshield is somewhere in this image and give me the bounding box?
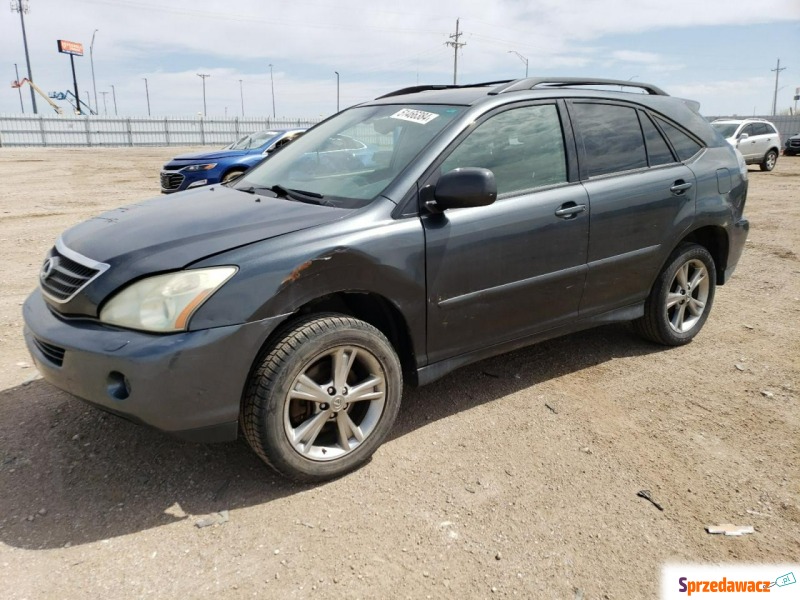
[711,123,739,138]
[229,130,280,150]
[233,104,466,208]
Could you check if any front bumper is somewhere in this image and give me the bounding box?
[161,169,221,194]
[23,289,287,442]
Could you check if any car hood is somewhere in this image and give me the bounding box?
[170,149,251,162]
[55,185,350,315]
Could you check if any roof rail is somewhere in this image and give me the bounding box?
[377,80,512,100]
[489,77,669,96]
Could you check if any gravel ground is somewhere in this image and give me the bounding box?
[0,148,798,599]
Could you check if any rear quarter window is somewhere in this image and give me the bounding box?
[655,117,704,162]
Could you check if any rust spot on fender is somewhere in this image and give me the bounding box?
[282,260,314,285]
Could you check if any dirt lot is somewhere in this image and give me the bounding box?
[0,148,798,599]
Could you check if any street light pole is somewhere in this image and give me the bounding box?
[143,77,150,116]
[100,91,109,115]
[14,63,25,112]
[335,71,340,112]
[197,73,210,116]
[90,29,99,115]
[507,50,528,77]
[11,0,37,114]
[111,84,118,116]
[239,79,244,116]
[268,64,276,119]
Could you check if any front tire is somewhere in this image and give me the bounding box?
[241,314,402,482]
[760,149,778,171]
[633,244,716,346]
[222,169,246,183]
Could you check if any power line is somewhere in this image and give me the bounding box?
[445,18,466,85]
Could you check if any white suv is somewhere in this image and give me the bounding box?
[711,118,781,171]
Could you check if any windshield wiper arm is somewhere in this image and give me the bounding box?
[269,184,326,205]
[236,184,327,205]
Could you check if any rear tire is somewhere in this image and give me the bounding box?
[633,243,716,346]
[760,149,778,171]
[241,314,402,482]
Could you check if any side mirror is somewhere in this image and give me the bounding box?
[738,133,749,141]
[430,167,497,211]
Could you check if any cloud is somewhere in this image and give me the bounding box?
[1,0,797,116]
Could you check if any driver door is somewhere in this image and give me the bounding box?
[421,103,589,363]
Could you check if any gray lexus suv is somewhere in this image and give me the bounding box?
[24,77,749,481]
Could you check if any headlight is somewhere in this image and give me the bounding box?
[183,163,217,172]
[100,267,237,332]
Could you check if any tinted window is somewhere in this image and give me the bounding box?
[640,113,675,166]
[441,104,567,194]
[655,118,703,161]
[764,123,778,134]
[753,123,770,136]
[572,103,647,177]
[740,123,759,137]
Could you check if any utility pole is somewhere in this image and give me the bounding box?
[335,71,340,112]
[100,90,109,115]
[771,58,786,116]
[90,29,99,115]
[111,84,117,115]
[445,18,466,85]
[197,73,210,116]
[268,64,276,118]
[143,77,150,116]
[239,79,244,116]
[11,0,37,113]
[14,63,25,112]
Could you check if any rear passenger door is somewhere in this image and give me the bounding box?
[569,102,700,316]
[422,102,589,363]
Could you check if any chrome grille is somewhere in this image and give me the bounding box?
[33,337,66,367]
[161,171,185,191]
[789,139,800,148]
[39,241,109,303]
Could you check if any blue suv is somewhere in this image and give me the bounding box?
[160,129,305,193]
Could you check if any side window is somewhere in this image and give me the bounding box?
[639,112,676,167]
[655,117,703,161]
[571,103,647,177]
[740,123,758,137]
[765,123,778,135]
[753,123,769,136]
[440,104,567,195]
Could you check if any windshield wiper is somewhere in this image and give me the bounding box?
[237,184,327,205]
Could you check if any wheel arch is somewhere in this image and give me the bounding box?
[679,225,729,284]
[245,291,419,402]
[221,165,248,181]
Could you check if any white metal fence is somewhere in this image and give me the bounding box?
[0,114,322,147]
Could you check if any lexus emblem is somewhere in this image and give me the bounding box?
[40,256,58,282]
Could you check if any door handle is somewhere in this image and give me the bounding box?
[670,181,693,195]
[554,203,586,219]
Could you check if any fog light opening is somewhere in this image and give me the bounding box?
[107,371,131,401]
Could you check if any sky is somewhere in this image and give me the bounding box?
[2,0,799,120]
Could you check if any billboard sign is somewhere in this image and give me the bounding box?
[57,40,84,56]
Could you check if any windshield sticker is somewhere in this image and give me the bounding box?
[390,108,440,125]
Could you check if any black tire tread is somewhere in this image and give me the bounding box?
[633,243,715,346]
[241,313,396,481]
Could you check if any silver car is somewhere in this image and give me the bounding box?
[711,118,781,171]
